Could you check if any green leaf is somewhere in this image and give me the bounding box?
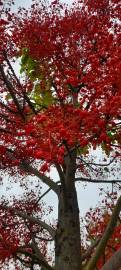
[21,53,29,66]
[77,145,89,155]
[5,93,12,100]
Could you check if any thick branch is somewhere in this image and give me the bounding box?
[6,149,59,195]
[31,241,55,270]
[101,247,121,270]
[20,161,59,195]
[3,205,55,238]
[18,212,55,238]
[85,195,121,270]
[17,246,54,270]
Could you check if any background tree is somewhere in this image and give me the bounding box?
[0,0,121,270]
[81,190,121,269]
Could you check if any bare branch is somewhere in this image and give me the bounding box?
[87,156,116,167]
[75,177,121,184]
[15,255,31,268]
[30,241,55,270]
[77,157,99,173]
[34,181,60,207]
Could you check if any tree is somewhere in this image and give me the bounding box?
[0,0,121,269]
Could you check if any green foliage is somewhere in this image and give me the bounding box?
[20,48,37,80]
[77,145,89,155]
[31,83,54,107]
[20,48,55,108]
[5,93,12,101]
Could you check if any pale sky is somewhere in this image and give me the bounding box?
[11,0,73,12]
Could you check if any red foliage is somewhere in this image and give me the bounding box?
[0,192,51,268]
[0,0,121,172]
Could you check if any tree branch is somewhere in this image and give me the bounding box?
[2,205,55,238]
[0,127,13,134]
[75,177,121,184]
[3,50,37,114]
[6,149,59,195]
[30,240,55,270]
[86,156,116,167]
[84,195,121,270]
[17,246,54,270]
[20,161,59,195]
[15,254,31,268]
[0,64,25,119]
[81,238,100,262]
[34,181,60,207]
[101,247,121,270]
[0,100,18,114]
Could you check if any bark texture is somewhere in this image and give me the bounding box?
[55,187,81,270]
[101,247,121,270]
[55,152,81,270]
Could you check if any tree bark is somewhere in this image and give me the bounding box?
[55,186,81,270]
[101,247,121,270]
[55,153,81,270]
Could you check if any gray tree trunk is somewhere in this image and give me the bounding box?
[55,152,81,270]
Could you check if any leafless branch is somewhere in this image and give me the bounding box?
[87,156,116,167]
[34,181,60,207]
[75,177,121,184]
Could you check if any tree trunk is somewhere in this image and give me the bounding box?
[55,183,81,270]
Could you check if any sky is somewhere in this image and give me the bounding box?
[11,0,73,12]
